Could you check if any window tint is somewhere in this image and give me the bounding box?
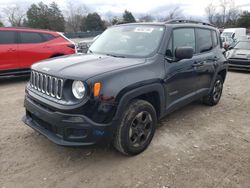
[20,32,44,44]
[173,28,195,53]
[42,33,56,41]
[0,31,16,44]
[212,31,218,47]
[196,29,213,53]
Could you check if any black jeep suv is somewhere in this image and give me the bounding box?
[22,20,228,155]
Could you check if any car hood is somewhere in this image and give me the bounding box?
[32,54,146,80]
[228,49,250,59]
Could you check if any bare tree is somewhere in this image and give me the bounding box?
[219,0,228,25]
[226,1,241,26]
[0,14,4,27]
[164,7,183,21]
[104,11,117,24]
[139,14,154,22]
[205,3,217,24]
[65,1,88,32]
[3,5,26,27]
[205,0,241,27]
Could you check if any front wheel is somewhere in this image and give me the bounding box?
[203,75,224,106]
[113,100,157,156]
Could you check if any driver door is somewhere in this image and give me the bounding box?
[164,28,199,111]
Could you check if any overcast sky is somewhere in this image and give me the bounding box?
[1,0,250,21]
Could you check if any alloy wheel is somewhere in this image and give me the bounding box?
[213,80,223,102]
[129,111,153,148]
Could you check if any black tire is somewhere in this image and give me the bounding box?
[113,100,157,156]
[203,75,224,106]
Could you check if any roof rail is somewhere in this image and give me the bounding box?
[165,19,215,27]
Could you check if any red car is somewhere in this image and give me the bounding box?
[0,27,76,76]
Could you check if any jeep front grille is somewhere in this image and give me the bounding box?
[30,71,64,99]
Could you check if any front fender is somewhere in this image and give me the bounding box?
[113,82,166,121]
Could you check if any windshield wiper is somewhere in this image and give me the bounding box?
[105,53,126,58]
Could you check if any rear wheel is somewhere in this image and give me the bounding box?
[203,75,223,106]
[113,100,157,155]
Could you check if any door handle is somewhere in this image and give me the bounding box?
[192,61,204,67]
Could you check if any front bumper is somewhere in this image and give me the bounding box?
[22,96,116,146]
[228,59,250,70]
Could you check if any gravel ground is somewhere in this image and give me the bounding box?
[0,71,250,188]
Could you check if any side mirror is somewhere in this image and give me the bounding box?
[175,47,194,60]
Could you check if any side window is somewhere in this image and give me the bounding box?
[0,31,16,44]
[42,33,56,41]
[196,29,213,53]
[212,31,218,47]
[173,28,195,54]
[19,32,44,44]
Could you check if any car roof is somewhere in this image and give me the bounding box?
[0,27,59,36]
[114,20,218,31]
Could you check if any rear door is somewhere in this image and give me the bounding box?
[0,30,18,71]
[194,28,217,91]
[18,31,48,69]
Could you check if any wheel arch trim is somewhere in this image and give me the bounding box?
[113,82,165,121]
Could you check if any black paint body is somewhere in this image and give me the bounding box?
[22,23,228,146]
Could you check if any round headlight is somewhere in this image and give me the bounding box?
[72,81,86,99]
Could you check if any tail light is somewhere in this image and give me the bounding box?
[67,44,75,49]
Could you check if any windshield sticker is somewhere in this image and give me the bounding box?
[134,27,154,33]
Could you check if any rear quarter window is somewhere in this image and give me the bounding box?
[19,32,44,44]
[42,33,56,41]
[0,31,16,44]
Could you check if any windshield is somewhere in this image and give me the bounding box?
[234,41,250,50]
[89,25,165,57]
